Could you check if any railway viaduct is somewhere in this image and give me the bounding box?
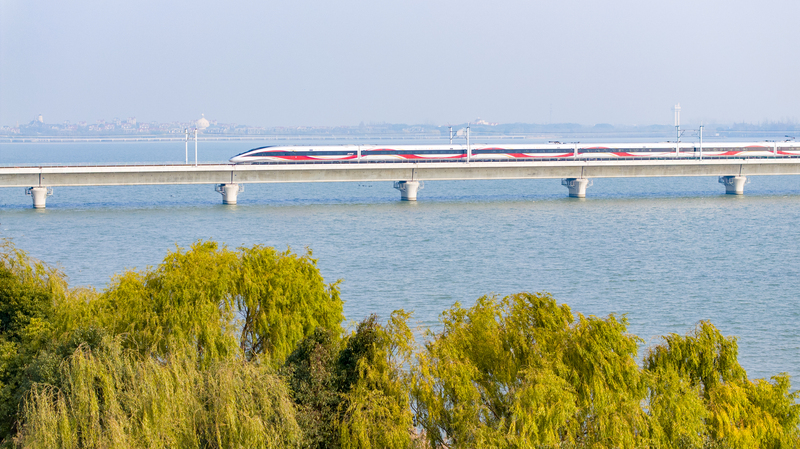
[2,158,800,208]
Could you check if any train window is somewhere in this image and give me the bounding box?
[366,150,466,155]
[251,152,291,157]
[583,148,624,153]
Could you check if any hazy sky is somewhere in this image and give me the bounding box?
[1,0,798,127]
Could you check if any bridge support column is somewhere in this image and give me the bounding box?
[561,178,592,198]
[215,183,243,204]
[25,187,53,209]
[718,176,747,195]
[393,181,423,201]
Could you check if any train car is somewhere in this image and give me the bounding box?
[229,144,579,163]
[229,141,800,164]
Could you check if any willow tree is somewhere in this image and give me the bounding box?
[284,312,416,449]
[16,337,302,449]
[0,241,71,443]
[90,241,344,364]
[412,292,649,448]
[644,321,800,448]
[338,311,416,449]
[2,240,345,447]
[235,244,344,363]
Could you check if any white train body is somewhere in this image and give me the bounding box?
[229,142,800,164]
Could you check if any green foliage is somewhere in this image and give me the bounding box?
[0,240,343,447]
[100,241,240,362]
[235,244,344,363]
[0,240,69,442]
[645,321,800,448]
[412,292,649,448]
[92,241,343,364]
[338,311,415,449]
[284,312,416,449]
[15,337,301,449]
[284,327,343,448]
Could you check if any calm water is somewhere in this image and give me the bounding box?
[1,141,799,384]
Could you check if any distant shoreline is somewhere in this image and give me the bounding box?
[1,129,796,144]
[0,134,526,144]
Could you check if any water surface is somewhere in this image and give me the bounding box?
[1,141,799,384]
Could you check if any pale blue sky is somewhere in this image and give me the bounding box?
[1,0,798,127]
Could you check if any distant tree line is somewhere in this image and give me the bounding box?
[1,240,797,448]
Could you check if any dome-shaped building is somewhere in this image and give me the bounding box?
[196,114,210,130]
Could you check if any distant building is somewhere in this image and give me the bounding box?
[196,114,210,130]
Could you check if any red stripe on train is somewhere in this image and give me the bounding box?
[396,154,464,159]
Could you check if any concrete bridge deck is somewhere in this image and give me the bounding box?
[2,157,800,207]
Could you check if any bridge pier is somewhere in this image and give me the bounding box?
[25,186,52,209]
[393,181,423,201]
[718,176,747,195]
[561,178,592,198]
[215,183,243,204]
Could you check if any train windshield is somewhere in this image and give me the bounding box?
[232,146,276,157]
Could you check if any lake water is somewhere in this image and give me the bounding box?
[2,140,799,384]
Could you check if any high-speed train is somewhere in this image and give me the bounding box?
[229,141,800,164]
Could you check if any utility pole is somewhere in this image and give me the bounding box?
[674,104,681,155]
[466,125,471,162]
[194,128,198,167]
[699,123,704,160]
[184,128,188,164]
